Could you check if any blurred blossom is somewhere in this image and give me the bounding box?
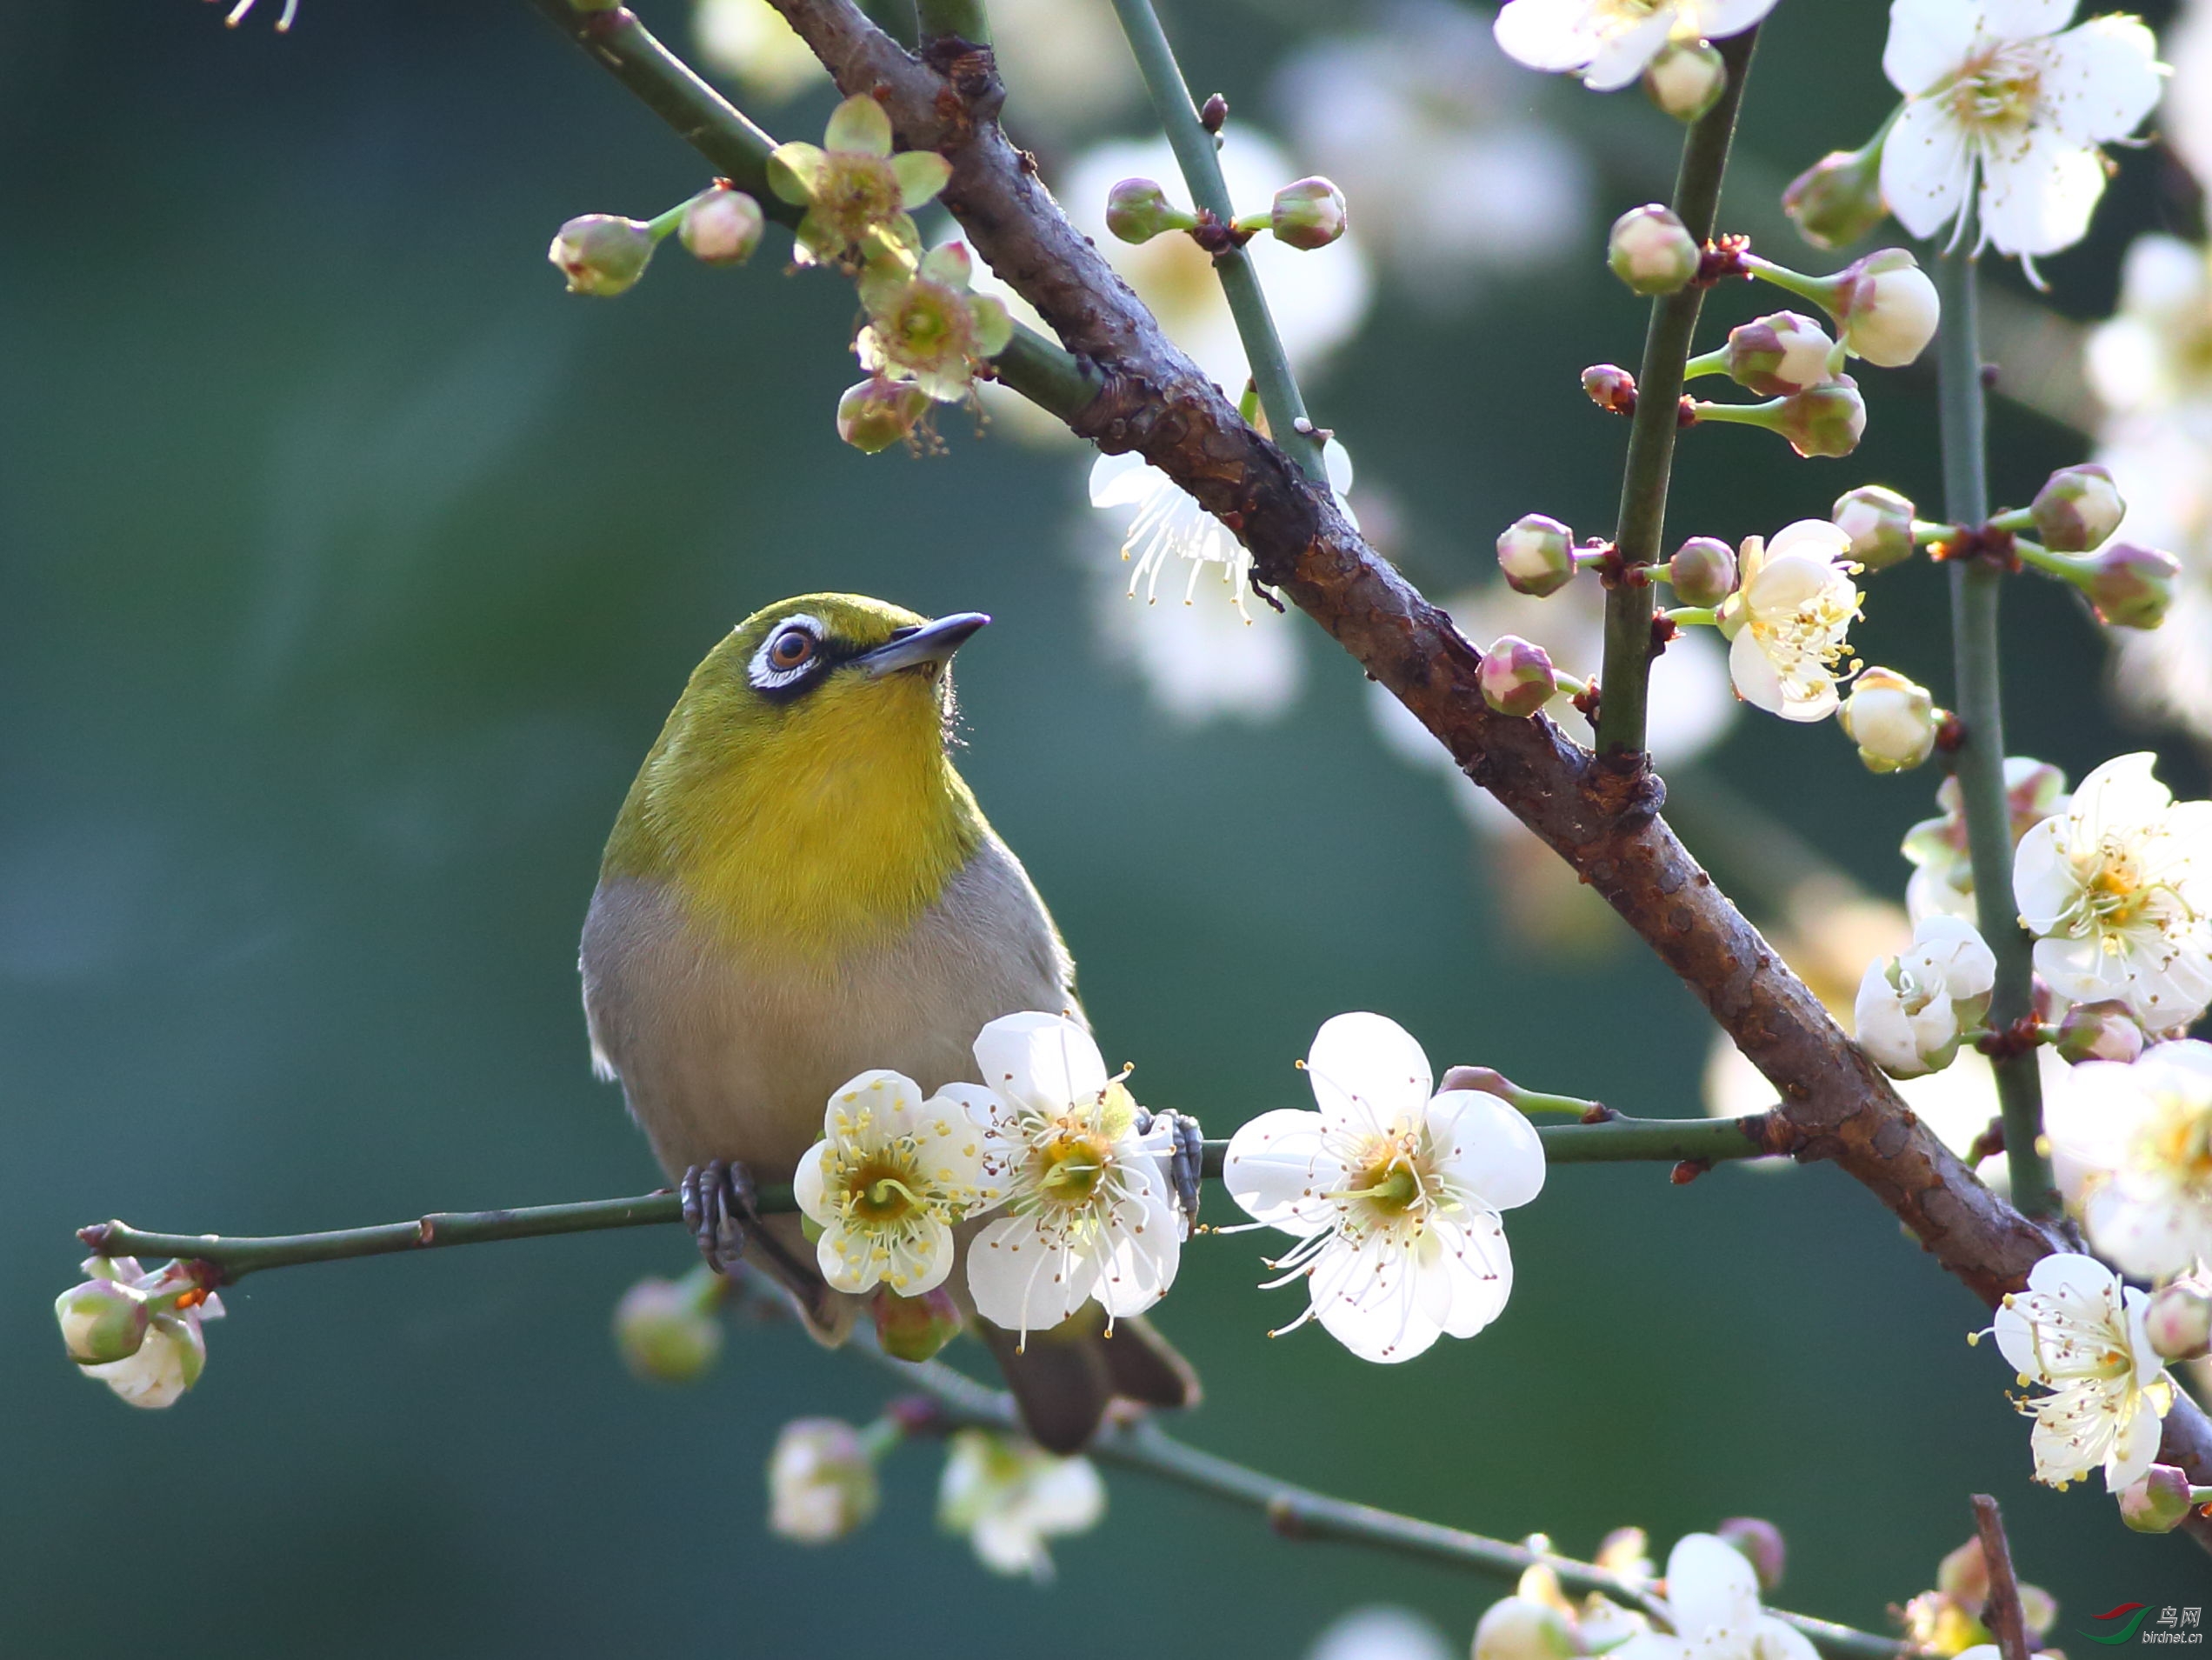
[2057,1040,2212,1280]
[1477,1561,1651,1660]
[1902,757,2068,926]
[2167,0,2212,187]
[991,0,1142,140]
[691,0,827,104]
[1494,0,1776,91]
[936,1428,1105,1580]
[1090,554,1305,725]
[1902,1538,2057,1655]
[1306,1605,1456,1660]
[1272,1,1591,309]
[1613,1533,1815,1660]
[767,1418,882,1543]
[2088,237,2212,421]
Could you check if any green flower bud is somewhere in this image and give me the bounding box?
[1644,39,1727,122]
[871,1284,962,1361]
[1582,363,1636,415]
[612,1273,723,1383]
[1839,667,1936,773]
[2082,542,2180,630]
[768,1418,882,1543]
[1608,204,1700,297]
[1496,513,1577,597]
[1727,311,1837,397]
[1105,177,1195,244]
[2054,999,2144,1064]
[1718,1517,1786,1592]
[1936,1537,1989,1603]
[1833,249,1939,368]
[836,376,931,454]
[2145,1277,2212,1362]
[1772,375,1865,458]
[56,1277,150,1366]
[1782,140,1889,250]
[1832,484,1916,570]
[1269,177,1349,250]
[1478,635,1558,718]
[1669,536,1737,606]
[679,189,764,266]
[2030,463,2124,553]
[548,213,657,297]
[2118,1463,2195,1533]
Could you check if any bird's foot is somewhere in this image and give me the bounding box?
[680,1159,753,1274]
[1135,1108,1203,1235]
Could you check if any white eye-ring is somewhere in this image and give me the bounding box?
[749,614,826,690]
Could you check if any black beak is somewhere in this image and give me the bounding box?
[858,611,990,679]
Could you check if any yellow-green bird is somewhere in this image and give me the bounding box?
[581,594,1197,1450]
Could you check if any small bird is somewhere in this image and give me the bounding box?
[581,594,1197,1450]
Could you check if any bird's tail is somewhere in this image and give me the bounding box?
[975,1306,1200,1455]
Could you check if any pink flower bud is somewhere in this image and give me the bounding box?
[836,376,931,454]
[2082,542,2180,630]
[1669,537,1736,606]
[1269,177,1349,250]
[1643,39,1726,122]
[2030,463,2124,553]
[1582,363,1637,415]
[1772,376,1866,458]
[1727,311,1837,397]
[55,1277,150,1366]
[2054,999,2144,1064]
[1782,143,1888,251]
[1831,484,1916,570]
[679,189,764,266]
[2145,1277,2212,1362]
[1608,204,1699,297]
[2118,1463,2196,1533]
[1833,249,1940,368]
[1496,514,1577,597]
[1478,635,1558,718]
[548,213,657,297]
[1105,177,1193,244]
[1717,1517,1786,1592]
[871,1284,963,1361]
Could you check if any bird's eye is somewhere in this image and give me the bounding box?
[767,628,816,670]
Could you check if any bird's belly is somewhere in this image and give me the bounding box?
[581,837,1076,1183]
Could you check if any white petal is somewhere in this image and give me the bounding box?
[1687,0,1781,39]
[1752,1616,1823,1660]
[1762,519,1851,565]
[1580,8,1676,90]
[1493,0,1610,74]
[2036,17,2162,144]
[1095,1190,1182,1316]
[1855,963,1932,1077]
[892,1218,957,1295]
[1664,1532,1761,1641]
[1425,1210,1514,1338]
[1728,627,1788,715]
[1978,124,2106,257]
[1089,450,1157,509]
[1880,98,1975,240]
[1307,1011,1434,1132]
[1425,1090,1546,1211]
[972,1010,1108,1116]
[1978,0,2079,45]
[967,1215,1096,1332]
[1309,1233,1442,1363]
[1223,1107,1340,1237]
[793,1140,832,1226]
[2084,1183,2199,1281]
[1883,0,1983,95]
[2104,1390,2165,1490]
[2010,817,2072,933]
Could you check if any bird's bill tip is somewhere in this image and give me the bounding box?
[857,610,990,677]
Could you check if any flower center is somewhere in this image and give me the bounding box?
[2063,833,2183,947]
[823,157,900,236]
[2143,1096,2212,1185]
[1035,1126,1113,1206]
[1754,588,1856,683]
[1332,1129,1441,1225]
[841,1152,924,1223]
[1945,46,2043,134]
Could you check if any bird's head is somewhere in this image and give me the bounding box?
[696,592,988,742]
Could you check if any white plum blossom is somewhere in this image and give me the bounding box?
[1716,521,1862,723]
[766,1418,881,1543]
[1493,0,1778,91]
[70,1257,225,1411]
[1986,1251,2175,1490]
[1610,1533,1817,1660]
[1854,915,1998,1078]
[1223,1012,1545,1363]
[1903,757,2069,925]
[936,1427,1105,1581]
[792,1069,1001,1297]
[2062,1040,2212,1279]
[1090,556,1305,725]
[2012,752,2212,1027]
[963,1012,1182,1339]
[1879,0,2164,265]
[692,0,827,104]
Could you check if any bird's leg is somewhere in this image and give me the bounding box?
[1134,1109,1203,1234]
[680,1159,750,1273]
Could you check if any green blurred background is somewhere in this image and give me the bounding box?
[4,0,2205,1651]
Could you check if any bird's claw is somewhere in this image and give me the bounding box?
[1135,1108,1203,1235]
[680,1158,755,1274]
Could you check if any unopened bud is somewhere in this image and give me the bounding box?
[2081,542,2180,630]
[2145,1277,2212,1362]
[548,213,657,297]
[1105,177,1194,244]
[1269,177,1348,250]
[1643,39,1726,122]
[1478,635,1559,719]
[1727,311,1837,397]
[1669,537,1737,606]
[1840,667,1936,773]
[612,1273,723,1383]
[1440,1064,1520,1099]
[768,1418,882,1543]
[56,1277,150,1366]
[83,1315,208,1410]
[2018,1586,2056,1643]
[836,376,931,454]
[1609,204,1700,297]
[1496,514,1577,597]
[1782,141,1889,250]
[1936,1537,1989,1603]
[1772,376,1866,458]
[1717,1517,1786,1592]
[1832,484,1917,570]
[2118,1463,2196,1533]
[1473,1597,1577,1660]
[679,188,764,266]
[871,1284,963,1362]
[2055,999,2144,1064]
[1199,93,1229,133]
[1582,363,1637,415]
[2030,463,2124,553]
[1833,249,1940,368]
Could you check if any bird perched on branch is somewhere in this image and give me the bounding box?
[581,594,1198,1451]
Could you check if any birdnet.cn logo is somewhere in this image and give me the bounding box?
[2084,1604,2205,1645]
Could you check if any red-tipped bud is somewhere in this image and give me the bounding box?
[836,376,931,454]
[1718,1517,1786,1592]
[1832,484,1916,570]
[2031,463,2124,553]
[2145,1277,2212,1362]
[1478,635,1559,718]
[1726,311,1837,397]
[1669,536,1737,606]
[2082,542,2180,630]
[1269,177,1349,250]
[1582,363,1637,414]
[1496,514,1577,597]
[548,213,657,297]
[1782,143,1889,251]
[680,189,765,266]
[1608,204,1699,297]
[2055,999,2145,1064]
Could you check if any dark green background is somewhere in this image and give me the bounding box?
[3,0,2204,1651]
